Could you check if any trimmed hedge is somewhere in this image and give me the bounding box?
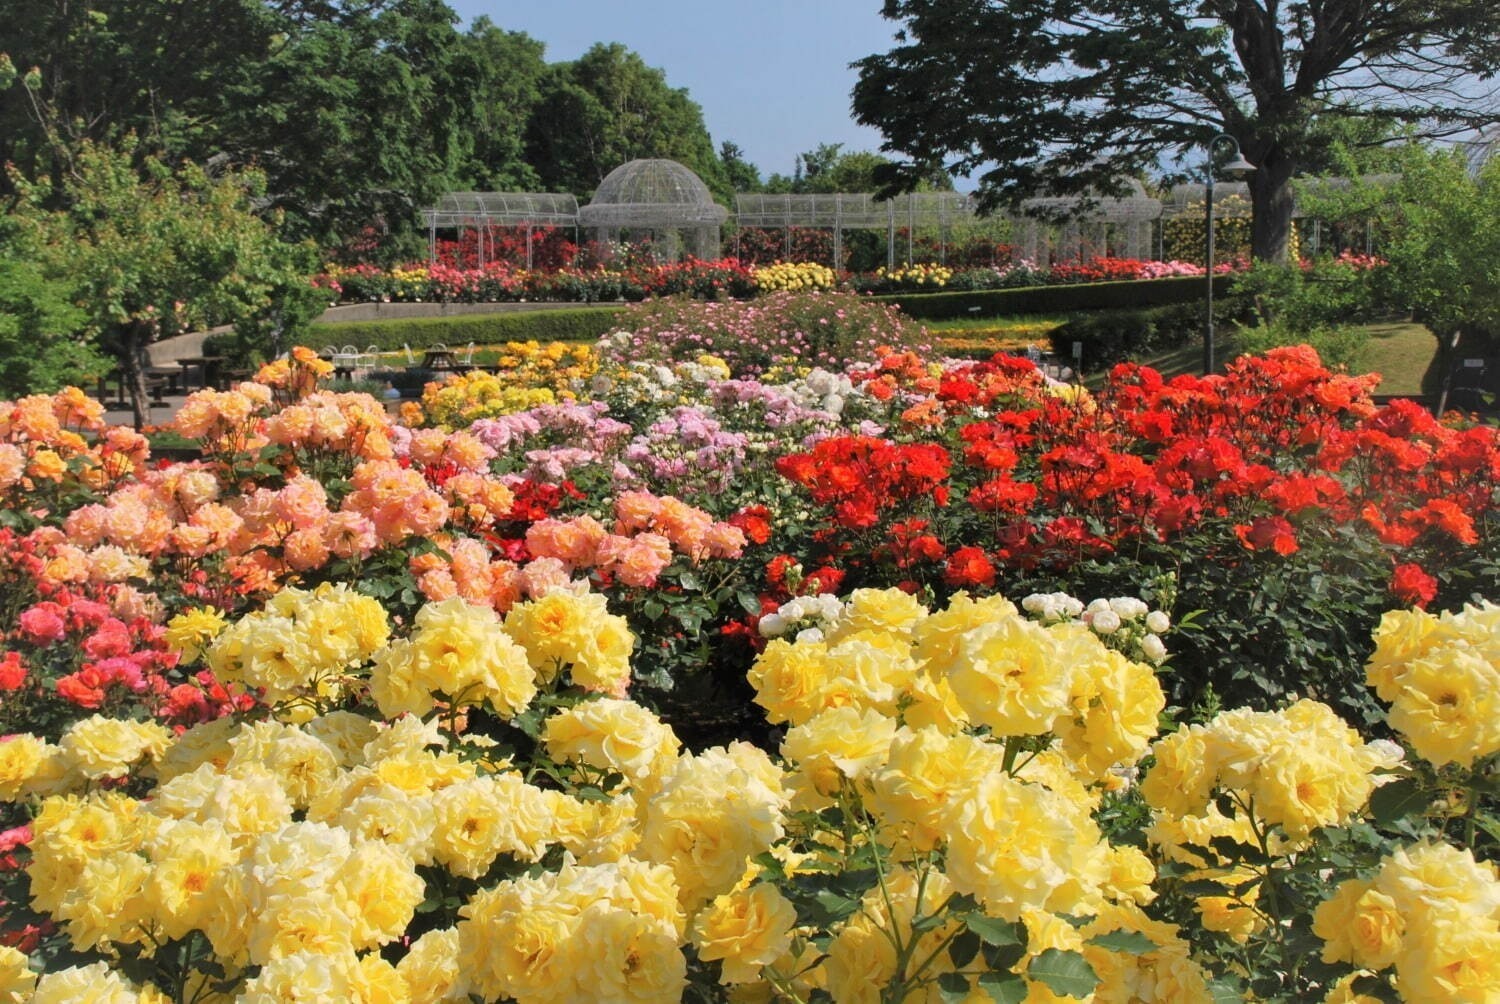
[1049,299,1252,374]
[302,307,626,351]
[875,274,1237,320]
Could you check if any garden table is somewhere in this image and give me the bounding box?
[175,356,224,392]
[421,349,461,371]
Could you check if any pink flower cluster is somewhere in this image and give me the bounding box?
[525,491,747,588]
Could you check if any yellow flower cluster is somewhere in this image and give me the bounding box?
[876,262,954,287]
[745,588,1182,962]
[750,589,1164,783]
[254,346,335,404]
[390,265,431,297]
[205,583,390,710]
[753,261,836,292]
[1366,601,1500,767]
[1313,841,1500,1000]
[418,342,595,428]
[371,596,536,719]
[459,857,687,1002]
[422,373,559,428]
[504,590,636,697]
[11,708,663,1002]
[1142,699,1395,839]
[0,714,172,800]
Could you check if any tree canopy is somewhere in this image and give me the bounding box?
[524,43,728,203]
[1,3,742,250]
[852,0,1500,261]
[7,139,321,425]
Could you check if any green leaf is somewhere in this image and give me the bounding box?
[1025,949,1097,998]
[965,914,1023,947]
[1206,976,1247,1002]
[677,569,701,591]
[1369,777,1426,824]
[976,972,1029,1004]
[948,929,981,970]
[1085,929,1158,955]
[737,590,763,615]
[937,972,971,1003]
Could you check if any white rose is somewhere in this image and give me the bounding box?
[758,613,787,638]
[1145,610,1171,634]
[1090,610,1122,635]
[1140,633,1168,663]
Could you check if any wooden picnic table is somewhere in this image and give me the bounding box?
[176,356,225,392]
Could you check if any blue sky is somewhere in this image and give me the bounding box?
[446,0,903,182]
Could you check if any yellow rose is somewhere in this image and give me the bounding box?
[30,961,144,1003]
[0,733,52,800]
[52,850,152,951]
[541,698,680,783]
[691,884,797,983]
[164,606,228,663]
[397,928,464,1004]
[747,637,836,727]
[1314,879,1404,969]
[339,840,424,949]
[830,587,928,640]
[866,727,1003,852]
[947,616,1074,736]
[238,950,358,1003]
[780,706,896,808]
[0,944,35,1002]
[1386,649,1500,767]
[58,715,173,782]
[145,819,240,942]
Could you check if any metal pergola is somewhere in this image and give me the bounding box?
[420,192,580,268]
[733,191,978,268]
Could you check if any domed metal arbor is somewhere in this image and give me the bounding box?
[419,158,1407,267]
[577,159,729,260]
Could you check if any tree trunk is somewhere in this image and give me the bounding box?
[1247,144,1296,263]
[118,322,152,430]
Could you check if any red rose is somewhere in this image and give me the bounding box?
[944,546,996,589]
[1390,562,1438,608]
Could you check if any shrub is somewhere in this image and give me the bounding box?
[1234,319,1369,371]
[1049,300,1249,373]
[299,308,624,353]
[1232,254,1386,332]
[878,274,1236,320]
[596,291,932,379]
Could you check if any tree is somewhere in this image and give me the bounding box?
[1300,143,1500,407]
[9,140,321,427]
[719,140,762,193]
[453,18,547,192]
[852,0,1500,261]
[764,143,953,194]
[524,43,727,202]
[0,0,274,180]
[212,0,471,248]
[2,1,473,250]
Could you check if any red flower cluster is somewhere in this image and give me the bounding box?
[779,346,1500,593]
[775,436,951,530]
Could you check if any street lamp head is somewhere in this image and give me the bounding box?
[1207,133,1256,177]
[1222,151,1256,176]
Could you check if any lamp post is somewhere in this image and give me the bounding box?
[1203,133,1256,374]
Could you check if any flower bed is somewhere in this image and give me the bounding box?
[0,337,1494,1000]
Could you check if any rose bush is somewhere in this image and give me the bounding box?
[0,305,1492,999]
